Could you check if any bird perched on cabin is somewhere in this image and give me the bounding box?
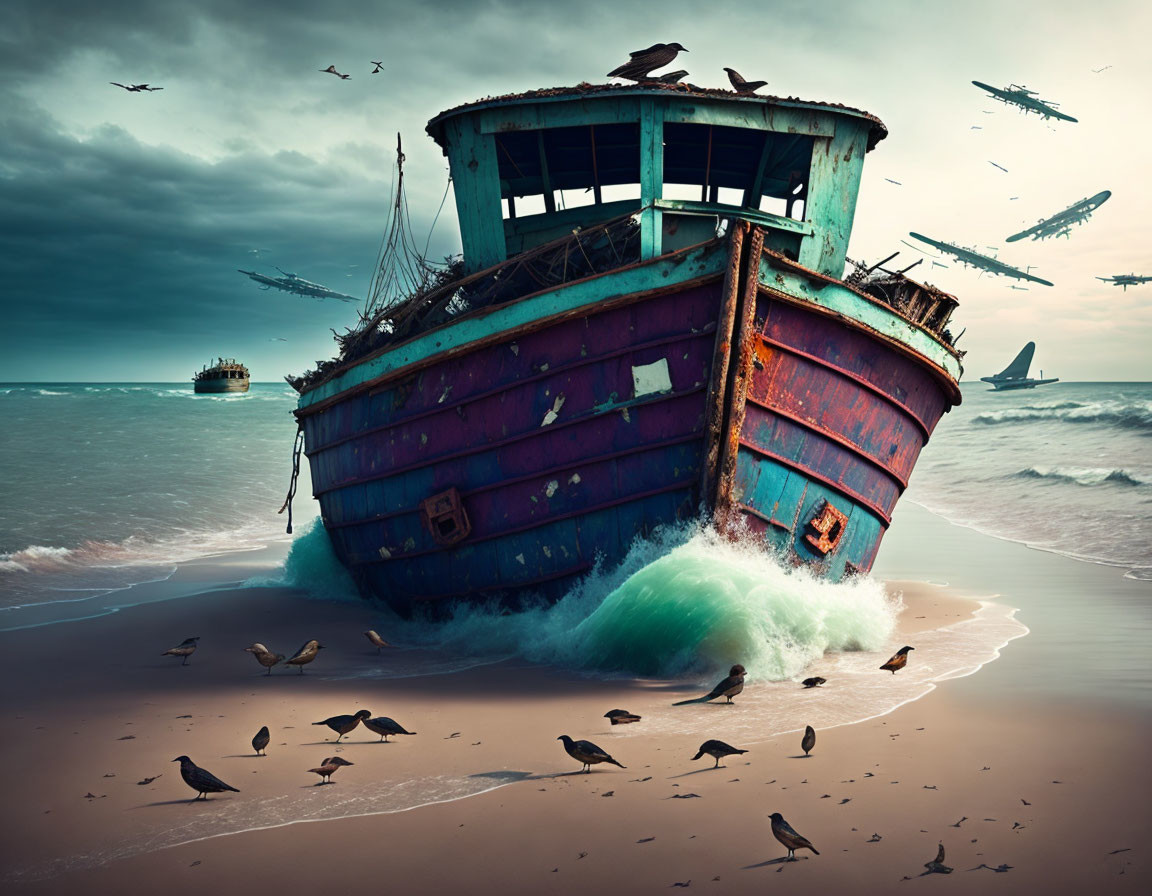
[653,70,690,84]
[308,756,354,785]
[110,82,163,92]
[313,709,372,742]
[370,61,383,74]
[606,43,688,82]
[801,725,816,757]
[172,756,239,801]
[320,65,350,80]
[162,637,199,666]
[244,643,285,675]
[769,812,819,861]
[557,735,626,773]
[924,842,953,874]
[801,677,826,689]
[673,664,746,705]
[364,630,392,652]
[285,639,324,673]
[252,726,270,756]
[363,716,416,742]
[724,67,768,94]
[691,739,748,768]
[880,646,914,674]
[604,709,642,725]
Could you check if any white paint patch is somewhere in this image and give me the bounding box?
[378,546,391,559]
[542,545,552,558]
[514,553,525,565]
[541,393,566,426]
[510,343,519,356]
[545,480,558,497]
[438,386,452,404]
[568,473,581,485]
[632,358,672,397]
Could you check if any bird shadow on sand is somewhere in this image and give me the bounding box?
[743,857,807,869]
[134,798,238,808]
[668,767,726,778]
[787,755,814,760]
[220,754,266,759]
[469,769,599,782]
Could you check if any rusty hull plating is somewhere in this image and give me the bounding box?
[293,84,963,612]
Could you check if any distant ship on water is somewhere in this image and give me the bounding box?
[193,358,250,393]
[980,342,1058,391]
[289,81,965,614]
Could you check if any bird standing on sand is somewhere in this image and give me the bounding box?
[364,630,392,652]
[880,646,914,674]
[769,812,819,861]
[363,716,416,742]
[801,677,826,689]
[724,67,768,94]
[162,637,199,666]
[673,664,746,705]
[557,735,626,773]
[172,756,239,801]
[313,709,372,742]
[604,709,642,725]
[801,725,816,757]
[691,739,748,768]
[285,639,324,673]
[252,726,270,756]
[244,643,285,675]
[606,43,688,82]
[308,756,354,785]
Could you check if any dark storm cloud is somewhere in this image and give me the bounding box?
[0,96,399,368]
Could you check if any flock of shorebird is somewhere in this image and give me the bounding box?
[161,634,916,863]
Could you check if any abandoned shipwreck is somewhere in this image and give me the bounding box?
[289,83,964,613]
[194,357,250,393]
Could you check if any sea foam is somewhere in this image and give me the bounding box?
[276,518,901,682]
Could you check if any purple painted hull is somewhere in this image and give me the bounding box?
[296,225,961,612]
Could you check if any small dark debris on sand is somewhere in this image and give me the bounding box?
[176,715,193,719]
[1108,848,1131,855]
[670,793,701,799]
[601,791,614,797]
[672,882,691,888]
[951,817,967,827]
[83,793,105,800]
[638,837,656,843]
[868,833,882,842]
[117,735,135,740]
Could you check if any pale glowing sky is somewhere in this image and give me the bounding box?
[1,0,1148,382]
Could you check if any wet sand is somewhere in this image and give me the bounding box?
[1,553,1147,894]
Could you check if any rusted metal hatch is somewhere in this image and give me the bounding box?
[805,500,848,555]
[420,487,472,546]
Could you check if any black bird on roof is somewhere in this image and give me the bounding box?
[320,65,350,80]
[111,83,164,92]
[691,739,747,768]
[607,43,688,82]
[653,70,690,84]
[724,68,767,94]
[172,756,239,801]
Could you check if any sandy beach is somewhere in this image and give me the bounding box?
[1,503,1148,895]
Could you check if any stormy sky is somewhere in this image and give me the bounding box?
[1,0,1149,382]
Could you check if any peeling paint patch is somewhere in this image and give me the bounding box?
[620,407,631,423]
[378,546,391,559]
[542,545,552,558]
[402,537,416,552]
[438,386,452,404]
[568,473,582,485]
[545,480,559,497]
[514,553,526,565]
[632,357,673,397]
[420,432,428,446]
[541,393,566,426]
[510,343,519,356]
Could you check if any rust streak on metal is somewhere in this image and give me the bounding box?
[713,225,766,530]
[700,221,747,512]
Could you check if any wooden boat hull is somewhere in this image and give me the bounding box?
[296,226,961,612]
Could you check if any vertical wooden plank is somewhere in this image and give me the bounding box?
[798,122,868,276]
[639,98,664,260]
[445,118,507,272]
